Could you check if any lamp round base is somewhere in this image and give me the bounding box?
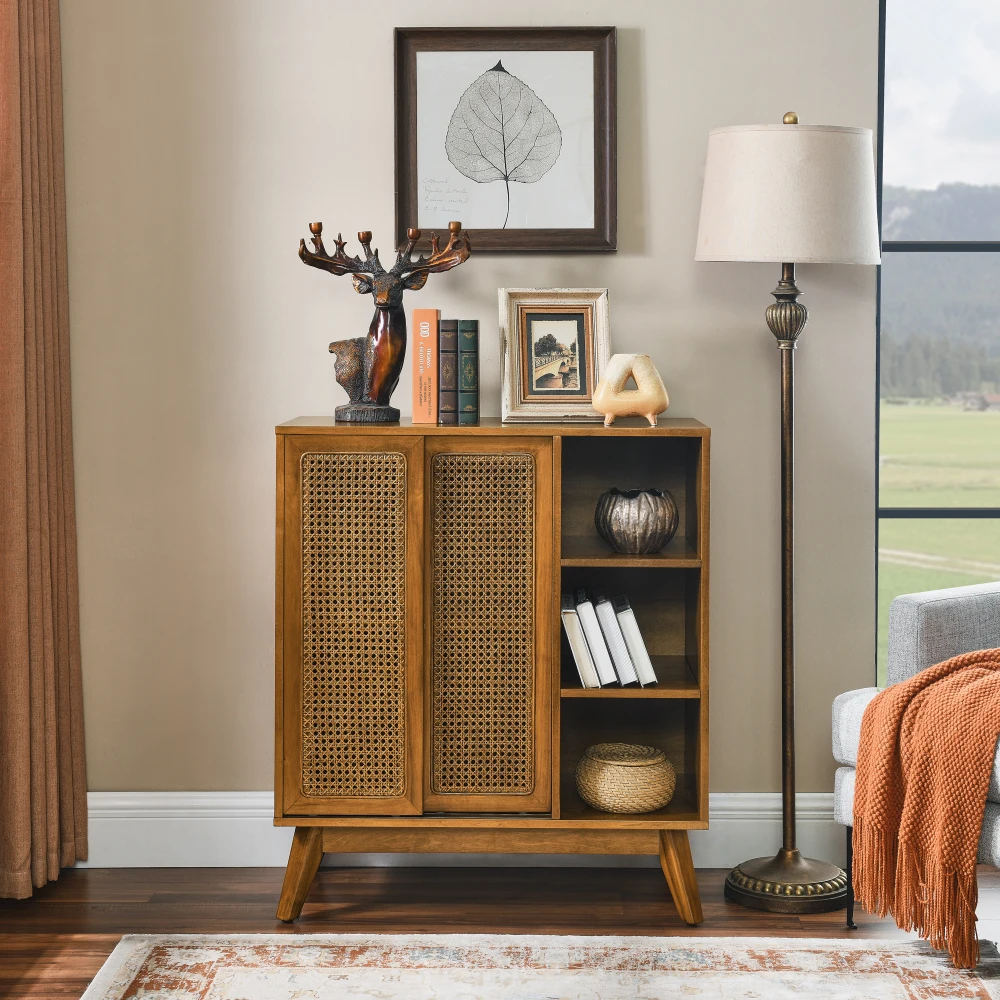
[724,849,848,914]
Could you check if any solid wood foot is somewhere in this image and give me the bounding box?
[276,826,323,922]
[659,829,704,925]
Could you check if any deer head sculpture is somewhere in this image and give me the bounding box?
[299,221,471,423]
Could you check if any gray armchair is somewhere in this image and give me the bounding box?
[832,580,1000,928]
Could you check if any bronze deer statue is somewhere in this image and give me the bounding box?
[298,221,472,423]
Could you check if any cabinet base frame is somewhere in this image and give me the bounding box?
[275,824,704,926]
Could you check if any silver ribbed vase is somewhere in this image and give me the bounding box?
[594,488,679,554]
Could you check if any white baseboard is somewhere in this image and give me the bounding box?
[81,792,844,869]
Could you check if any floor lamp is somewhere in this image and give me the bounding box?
[695,113,880,912]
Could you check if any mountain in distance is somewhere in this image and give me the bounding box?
[880,184,1000,398]
[883,183,1000,241]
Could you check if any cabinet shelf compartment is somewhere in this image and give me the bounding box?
[560,435,704,561]
[558,700,702,823]
[559,566,704,694]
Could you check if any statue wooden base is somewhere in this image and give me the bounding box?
[334,403,400,424]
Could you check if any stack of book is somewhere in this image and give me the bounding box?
[411,310,479,425]
[561,590,658,689]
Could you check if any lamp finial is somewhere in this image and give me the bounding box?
[782,111,799,125]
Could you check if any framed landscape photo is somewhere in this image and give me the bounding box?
[395,27,617,253]
[499,288,611,422]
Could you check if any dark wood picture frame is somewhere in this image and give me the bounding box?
[395,26,617,254]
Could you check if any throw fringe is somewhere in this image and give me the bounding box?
[856,817,980,969]
[853,816,897,918]
[894,839,979,969]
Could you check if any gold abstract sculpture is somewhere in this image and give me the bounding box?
[592,353,669,427]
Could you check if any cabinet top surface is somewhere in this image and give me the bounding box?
[276,416,709,437]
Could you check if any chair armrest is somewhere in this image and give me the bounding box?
[832,687,879,765]
[888,581,1000,687]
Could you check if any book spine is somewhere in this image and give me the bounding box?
[575,589,617,686]
[595,597,638,685]
[438,319,458,425]
[411,308,439,423]
[458,319,479,426]
[614,596,657,686]
[561,605,600,689]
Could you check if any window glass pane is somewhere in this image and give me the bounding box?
[877,518,1000,684]
[883,0,1000,240]
[879,252,1000,506]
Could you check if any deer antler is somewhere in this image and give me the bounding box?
[298,223,387,279]
[394,221,472,291]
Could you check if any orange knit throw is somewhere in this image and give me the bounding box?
[854,648,1000,968]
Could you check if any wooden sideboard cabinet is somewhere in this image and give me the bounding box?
[274,417,710,924]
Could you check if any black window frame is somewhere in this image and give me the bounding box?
[876,0,1000,680]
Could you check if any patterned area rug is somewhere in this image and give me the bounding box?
[82,933,1000,999]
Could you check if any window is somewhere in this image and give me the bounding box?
[877,0,1000,683]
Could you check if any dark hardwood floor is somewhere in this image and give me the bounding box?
[0,866,907,998]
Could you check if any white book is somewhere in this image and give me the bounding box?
[594,594,639,685]
[614,594,658,686]
[575,589,618,686]
[561,594,601,689]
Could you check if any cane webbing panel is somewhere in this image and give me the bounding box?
[431,452,535,796]
[299,451,407,799]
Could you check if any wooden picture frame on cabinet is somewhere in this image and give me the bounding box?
[500,287,611,423]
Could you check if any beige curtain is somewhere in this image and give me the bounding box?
[0,0,87,898]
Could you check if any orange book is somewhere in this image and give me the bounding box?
[411,308,439,423]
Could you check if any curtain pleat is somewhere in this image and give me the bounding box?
[0,0,86,900]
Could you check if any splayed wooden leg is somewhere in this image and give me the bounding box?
[276,826,323,922]
[659,829,704,925]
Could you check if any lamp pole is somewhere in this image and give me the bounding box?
[723,257,849,912]
[774,262,802,858]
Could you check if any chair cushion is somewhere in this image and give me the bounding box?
[834,766,855,826]
[989,737,1000,803]
[834,689,1000,796]
[981,802,1000,867]
[837,767,1000,865]
[832,687,879,765]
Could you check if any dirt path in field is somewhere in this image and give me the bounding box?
[879,548,1000,578]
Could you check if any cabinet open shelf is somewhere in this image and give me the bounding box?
[560,654,700,698]
[560,534,701,567]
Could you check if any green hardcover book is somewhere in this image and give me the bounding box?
[459,351,478,392]
[458,320,479,425]
[458,318,478,354]
[458,391,478,425]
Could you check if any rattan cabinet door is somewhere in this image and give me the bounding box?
[424,437,553,813]
[277,435,423,817]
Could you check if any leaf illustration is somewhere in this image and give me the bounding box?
[445,61,562,229]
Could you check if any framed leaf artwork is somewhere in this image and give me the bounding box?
[498,287,611,422]
[395,27,617,253]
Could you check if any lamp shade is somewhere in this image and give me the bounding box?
[695,124,880,265]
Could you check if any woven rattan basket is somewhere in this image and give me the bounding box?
[575,743,676,814]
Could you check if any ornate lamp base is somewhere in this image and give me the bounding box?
[724,849,848,913]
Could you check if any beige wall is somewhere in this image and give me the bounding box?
[60,0,879,792]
